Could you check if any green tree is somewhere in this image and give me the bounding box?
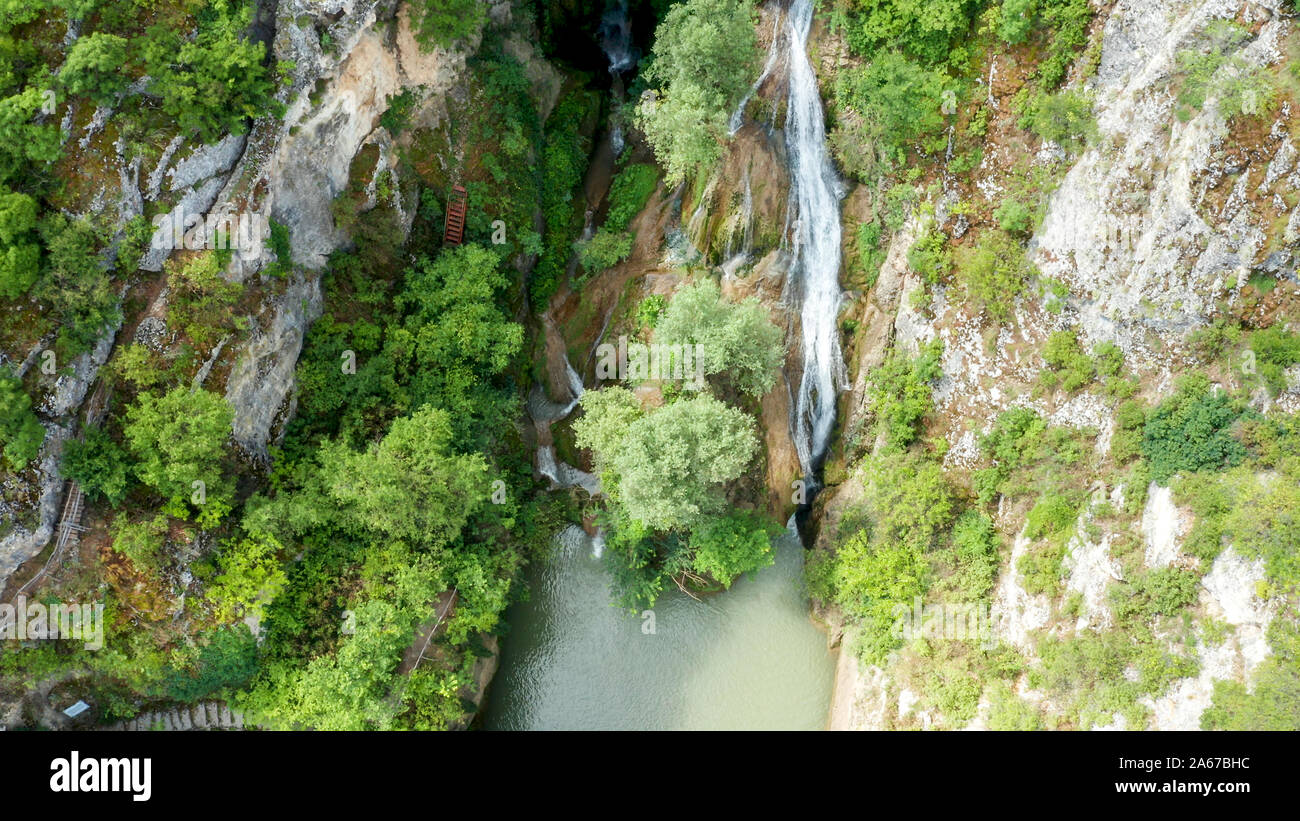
[1141,374,1246,484]
[391,244,524,447]
[141,2,284,143]
[998,0,1036,45]
[317,405,488,547]
[0,185,39,299]
[123,387,234,510]
[689,509,780,587]
[62,424,131,506]
[575,390,759,531]
[36,214,121,353]
[206,531,288,623]
[0,368,43,469]
[0,87,62,184]
[58,32,129,104]
[652,278,783,397]
[636,0,758,182]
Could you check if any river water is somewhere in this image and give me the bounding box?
[483,523,834,730]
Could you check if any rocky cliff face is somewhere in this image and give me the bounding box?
[820,0,1300,730]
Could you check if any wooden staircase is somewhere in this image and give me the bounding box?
[11,382,110,600]
[443,184,468,246]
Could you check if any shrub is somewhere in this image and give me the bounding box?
[0,368,43,469]
[574,228,633,274]
[1022,89,1095,149]
[866,339,944,450]
[1040,329,1094,392]
[993,198,1033,234]
[605,163,659,233]
[1110,567,1200,623]
[689,510,780,588]
[956,229,1033,321]
[1141,374,1247,484]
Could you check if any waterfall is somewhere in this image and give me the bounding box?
[598,0,636,74]
[537,445,601,496]
[599,0,636,156]
[729,4,786,136]
[784,0,846,483]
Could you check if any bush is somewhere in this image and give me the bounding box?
[866,339,944,450]
[1040,329,1094,392]
[574,228,633,274]
[993,198,1033,234]
[1025,491,1078,540]
[0,368,43,469]
[834,51,950,173]
[1174,21,1274,122]
[948,510,1000,602]
[1110,399,1146,464]
[1110,567,1200,623]
[906,225,950,283]
[605,163,660,233]
[1249,325,1300,396]
[410,0,487,50]
[110,513,169,574]
[689,510,780,588]
[1022,89,1096,149]
[955,230,1033,321]
[1141,374,1247,484]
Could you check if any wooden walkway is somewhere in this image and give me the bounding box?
[12,382,110,600]
[443,184,467,246]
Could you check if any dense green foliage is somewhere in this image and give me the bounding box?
[123,386,235,514]
[0,367,43,469]
[410,0,488,49]
[651,278,783,397]
[864,339,943,451]
[1141,374,1247,485]
[636,0,758,182]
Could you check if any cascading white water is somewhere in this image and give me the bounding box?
[728,4,785,136]
[784,0,846,481]
[599,0,636,155]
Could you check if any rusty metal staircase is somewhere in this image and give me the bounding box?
[443,184,468,246]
